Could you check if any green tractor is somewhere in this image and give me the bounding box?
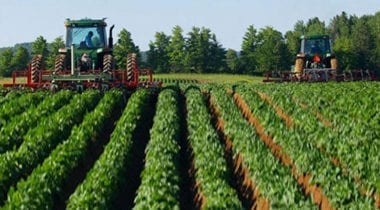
[293,34,338,81]
[55,18,115,73]
[17,18,157,90]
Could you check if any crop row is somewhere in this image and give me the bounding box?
[0,90,101,203]
[133,88,182,209]
[287,83,380,194]
[3,90,123,209]
[0,90,74,154]
[235,85,374,208]
[0,91,46,128]
[210,85,316,209]
[67,89,151,208]
[185,87,242,209]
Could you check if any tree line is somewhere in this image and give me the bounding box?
[1,11,379,77]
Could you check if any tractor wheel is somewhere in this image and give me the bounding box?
[54,54,66,73]
[31,55,43,83]
[294,58,304,80]
[103,54,113,73]
[330,58,338,70]
[126,53,137,82]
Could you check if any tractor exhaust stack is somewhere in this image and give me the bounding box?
[108,25,114,49]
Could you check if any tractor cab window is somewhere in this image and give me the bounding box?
[66,26,106,48]
[303,38,331,55]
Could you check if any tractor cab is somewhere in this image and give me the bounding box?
[65,19,107,49]
[301,35,331,56]
[298,35,335,69]
[57,18,114,72]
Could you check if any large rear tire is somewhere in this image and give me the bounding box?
[54,54,66,74]
[331,58,338,70]
[294,58,304,79]
[31,55,43,83]
[126,53,137,82]
[103,54,113,73]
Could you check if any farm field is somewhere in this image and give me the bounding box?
[0,81,379,209]
[0,73,264,86]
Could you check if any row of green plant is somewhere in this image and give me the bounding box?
[263,82,380,198]
[3,90,123,209]
[210,86,315,208]
[66,89,151,208]
[0,90,25,105]
[0,90,101,203]
[0,91,46,128]
[235,85,374,208]
[0,90,73,154]
[133,88,181,209]
[185,87,242,209]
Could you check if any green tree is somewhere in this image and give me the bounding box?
[185,27,204,73]
[305,17,327,35]
[207,33,227,73]
[11,46,30,71]
[32,36,49,57]
[254,27,291,73]
[241,25,258,74]
[167,25,186,72]
[46,37,64,69]
[147,32,171,73]
[351,17,373,69]
[31,36,49,69]
[333,36,356,70]
[0,48,14,76]
[226,49,241,74]
[113,29,140,69]
[367,12,380,71]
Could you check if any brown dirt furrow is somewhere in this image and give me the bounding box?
[232,91,333,210]
[257,92,294,127]
[209,95,269,210]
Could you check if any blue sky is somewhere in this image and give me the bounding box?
[1,0,379,50]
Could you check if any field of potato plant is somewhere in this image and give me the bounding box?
[0,81,379,209]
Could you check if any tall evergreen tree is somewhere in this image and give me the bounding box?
[0,49,14,76]
[32,36,49,58]
[226,49,241,74]
[351,17,373,69]
[167,25,186,73]
[113,29,140,69]
[147,32,171,73]
[207,33,227,73]
[241,25,258,74]
[185,27,203,73]
[11,46,30,71]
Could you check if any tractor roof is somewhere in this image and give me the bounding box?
[64,18,107,27]
[300,34,330,40]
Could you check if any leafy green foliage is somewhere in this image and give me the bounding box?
[113,28,141,69]
[210,86,316,209]
[133,88,181,209]
[0,91,46,128]
[67,89,151,209]
[236,84,374,208]
[185,87,242,209]
[3,90,123,209]
[0,90,101,202]
[0,90,73,154]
